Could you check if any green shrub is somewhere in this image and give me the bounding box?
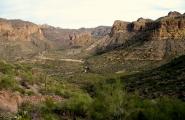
[40,99,61,120]
[128,97,185,120]
[15,70,185,120]
[0,61,14,75]
[0,75,18,90]
[17,102,36,120]
[17,100,60,120]
[21,72,34,84]
[61,92,93,118]
[89,79,185,120]
[89,79,129,120]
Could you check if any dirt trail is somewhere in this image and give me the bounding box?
[59,58,84,63]
[37,56,84,63]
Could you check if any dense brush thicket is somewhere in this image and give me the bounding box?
[16,79,185,120]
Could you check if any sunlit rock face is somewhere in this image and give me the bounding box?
[111,12,185,40]
[0,18,44,41]
[92,11,185,61]
[0,19,50,60]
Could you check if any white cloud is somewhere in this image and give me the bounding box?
[0,0,185,28]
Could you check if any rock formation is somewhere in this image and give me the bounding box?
[87,11,185,72]
[0,18,111,59]
[93,11,185,57]
[1,11,185,63]
[0,19,51,60]
[41,25,111,48]
[69,32,93,47]
[0,18,44,41]
[0,91,22,113]
[167,11,181,17]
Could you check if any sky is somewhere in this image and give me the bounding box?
[0,0,185,28]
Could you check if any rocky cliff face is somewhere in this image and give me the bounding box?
[88,11,185,73]
[94,11,185,58]
[110,20,130,36]
[91,26,111,37]
[0,19,51,60]
[1,11,185,63]
[110,11,185,39]
[0,19,44,41]
[151,15,185,40]
[0,18,111,59]
[69,32,93,47]
[41,25,111,48]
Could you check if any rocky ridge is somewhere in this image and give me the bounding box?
[41,25,111,48]
[0,18,111,59]
[0,11,185,63]
[92,11,185,59]
[0,18,51,60]
[0,18,44,41]
[87,11,185,73]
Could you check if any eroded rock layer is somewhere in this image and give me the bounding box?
[93,11,185,60]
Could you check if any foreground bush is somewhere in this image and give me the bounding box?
[61,92,93,118]
[16,79,185,120]
[89,79,185,120]
[17,99,61,120]
[0,75,18,90]
[0,61,14,74]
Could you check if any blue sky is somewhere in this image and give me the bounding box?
[0,0,185,28]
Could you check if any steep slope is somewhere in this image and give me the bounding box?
[0,18,111,60]
[41,25,111,49]
[40,25,75,48]
[122,55,185,100]
[94,11,185,57]
[87,11,185,73]
[0,18,51,60]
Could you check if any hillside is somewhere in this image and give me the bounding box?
[0,18,111,60]
[122,55,185,100]
[0,11,185,120]
[0,18,51,60]
[92,11,185,54]
[87,11,185,73]
[41,25,111,49]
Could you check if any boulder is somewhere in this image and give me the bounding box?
[0,91,22,113]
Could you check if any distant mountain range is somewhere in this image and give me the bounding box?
[0,11,185,64]
[0,18,111,60]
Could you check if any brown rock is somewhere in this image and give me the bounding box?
[0,18,52,60]
[41,25,111,48]
[93,11,185,63]
[0,90,64,113]
[111,20,130,36]
[0,19,44,41]
[71,32,93,47]
[167,11,181,17]
[151,15,185,39]
[130,18,153,32]
[0,91,22,113]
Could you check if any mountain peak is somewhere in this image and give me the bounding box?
[167,11,181,17]
[137,17,146,22]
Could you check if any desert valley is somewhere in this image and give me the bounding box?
[0,11,185,120]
